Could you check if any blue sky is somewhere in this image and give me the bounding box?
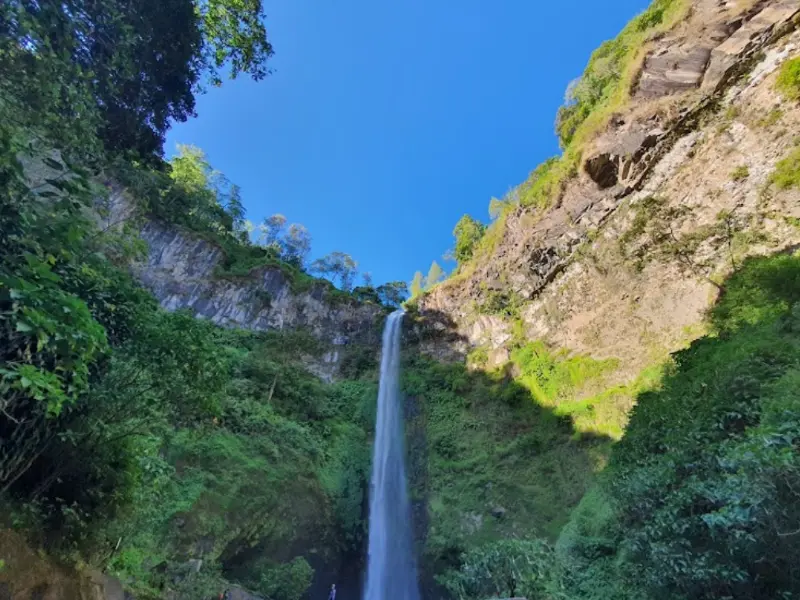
[166,0,651,286]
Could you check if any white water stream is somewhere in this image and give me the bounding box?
[362,310,420,600]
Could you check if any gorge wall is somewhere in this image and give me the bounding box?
[402,0,800,585]
[420,0,800,379]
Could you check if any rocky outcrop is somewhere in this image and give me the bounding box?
[20,162,385,381]
[96,195,386,381]
[420,0,800,376]
[132,219,384,346]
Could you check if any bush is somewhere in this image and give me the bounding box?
[253,557,314,600]
[438,539,554,600]
[730,165,749,181]
[775,56,800,102]
[770,146,800,191]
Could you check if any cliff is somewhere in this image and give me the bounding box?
[419,0,800,378]
[403,0,800,587]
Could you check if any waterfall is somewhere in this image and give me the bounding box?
[363,310,420,600]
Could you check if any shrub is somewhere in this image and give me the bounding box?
[453,215,486,265]
[438,539,554,600]
[770,146,800,190]
[252,557,314,600]
[775,56,800,102]
[730,165,749,181]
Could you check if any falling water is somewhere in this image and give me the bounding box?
[363,310,420,600]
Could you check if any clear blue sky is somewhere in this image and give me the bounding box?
[166,0,651,286]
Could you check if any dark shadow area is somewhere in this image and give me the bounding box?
[555,252,800,600]
[399,308,614,600]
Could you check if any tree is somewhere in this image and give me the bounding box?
[361,272,374,288]
[410,272,425,299]
[453,215,486,265]
[311,252,358,291]
[225,184,247,235]
[258,214,287,248]
[425,261,445,289]
[439,540,554,600]
[281,224,312,268]
[167,144,232,232]
[488,188,519,220]
[376,282,409,308]
[0,0,273,158]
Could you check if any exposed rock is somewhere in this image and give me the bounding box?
[637,45,714,98]
[702,0,800,92]
[420,2,800,375]
[584,123,664,189]
[131,219,384,354]
[21,153,387,381]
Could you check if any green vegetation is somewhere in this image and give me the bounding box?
[770,146,800,190]
[775,56,800,102]
[0,4,384,595]
[402,341,618,574]
[0,133,379,593]
[555,0,688,149]
[410,271,426,299]
[426,261,446,290]
[453,215,487,265]
[440,253,800,600]
[4,0,798,598]
[730,164,750,181]
[755,108,783,128]
[0,0,271,159]
[476,289,524,319]
[444,0,690,279]
[519,157,577,209]
[311,251,359,291]
[437,539,554,600]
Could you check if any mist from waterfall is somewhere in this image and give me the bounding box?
[362,310,420,600]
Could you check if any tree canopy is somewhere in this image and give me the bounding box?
[0,0,272,159]
[453,215,486,265]
[311,252,359,291]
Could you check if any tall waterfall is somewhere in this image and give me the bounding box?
[363,310,420,600]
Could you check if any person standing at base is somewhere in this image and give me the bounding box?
[328,584,336,600]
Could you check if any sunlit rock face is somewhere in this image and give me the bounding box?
[98,193,386,381]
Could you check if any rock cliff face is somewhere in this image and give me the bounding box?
[98,192,385,381]
[419,0,800,383]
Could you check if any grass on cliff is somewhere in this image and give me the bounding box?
[775,56,800,102]
[442,0,691,287]
[770,145,800,190]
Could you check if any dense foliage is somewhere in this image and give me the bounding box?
[0,122,380,597]
[0,0,271,158]
[439,253,800,600]
[401,344,613,583]
[452,215,486,265]
[554,253,800,600]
